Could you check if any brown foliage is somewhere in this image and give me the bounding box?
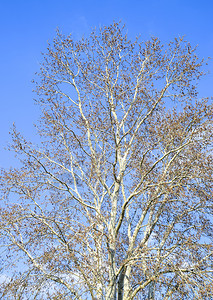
[0,22,212,299]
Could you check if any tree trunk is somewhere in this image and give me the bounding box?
[117,267,126,300]
[148,281,155,300]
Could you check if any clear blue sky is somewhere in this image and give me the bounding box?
[0,0,213,168]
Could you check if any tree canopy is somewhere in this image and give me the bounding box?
[0,22,212,299]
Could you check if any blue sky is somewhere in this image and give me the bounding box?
[0,0,213,168]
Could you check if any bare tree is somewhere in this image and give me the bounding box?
[0,22,212,299]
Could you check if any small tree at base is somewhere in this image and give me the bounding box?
[0,23,212,299]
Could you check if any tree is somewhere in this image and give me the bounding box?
[0,22,212,300]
